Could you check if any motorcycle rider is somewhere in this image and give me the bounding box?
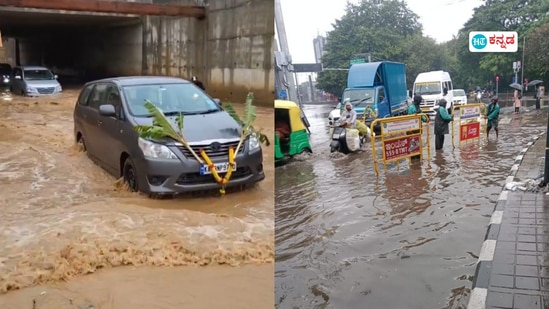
[340,99,357,129]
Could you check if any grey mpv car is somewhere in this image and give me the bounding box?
[73,76,265,195]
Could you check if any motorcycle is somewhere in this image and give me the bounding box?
[475,92,482,103]
[329,116,364,154]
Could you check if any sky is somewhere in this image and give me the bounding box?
[277,0,484,65]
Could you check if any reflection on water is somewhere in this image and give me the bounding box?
[0,89,274,308]
[275,103,546,309]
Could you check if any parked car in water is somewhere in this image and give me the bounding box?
[73,76,265,196]
[452,89,468,106]
[0,63,12,87]
[10,66,62,96]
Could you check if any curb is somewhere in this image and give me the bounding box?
[467,133,545,309]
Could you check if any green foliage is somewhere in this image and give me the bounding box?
[317,0,422,95]
[454,0,549,89]
[316,0,549,95]
[134,101,184,143]
[223,92,271,148]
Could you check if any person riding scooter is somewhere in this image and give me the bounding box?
[340,100,357,128]
[330,100,362,153]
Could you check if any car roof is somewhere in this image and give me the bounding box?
[85,76,191,87]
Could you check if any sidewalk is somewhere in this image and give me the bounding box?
[468,133,549,309]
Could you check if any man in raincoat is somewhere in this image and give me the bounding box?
[340,100,357,128]
[486,96,500,139]
[407,94,428,159]
[407,94,428,122]
[434,99,453,150]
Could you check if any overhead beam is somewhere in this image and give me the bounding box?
[0,0,206,18]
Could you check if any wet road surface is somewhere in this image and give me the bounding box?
[275,103,547,309]
[0,88,274,309]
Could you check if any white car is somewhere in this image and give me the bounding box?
[452,89,468,105]
[328,102,342,125]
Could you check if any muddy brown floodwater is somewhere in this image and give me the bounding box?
[0,88,274,309]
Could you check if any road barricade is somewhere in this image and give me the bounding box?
[451,104,487,148]
[370,114,430,175]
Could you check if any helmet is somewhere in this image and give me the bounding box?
[438,98,447,106]
[413,94,422,104]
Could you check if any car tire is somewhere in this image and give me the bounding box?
[77,135,87,152]
[123,157,139,192]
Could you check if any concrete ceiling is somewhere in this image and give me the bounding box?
[0,8,141,36]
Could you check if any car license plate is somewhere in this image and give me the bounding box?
[200,162,236,175]
[332,132,340,139]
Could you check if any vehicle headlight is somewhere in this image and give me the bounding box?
[138,137,178,159]
[55,85,62,92]
[248,134,260,151]
[26,86,36,92]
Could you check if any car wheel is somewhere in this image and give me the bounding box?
[77,135,87,152]
[123,157,139,192]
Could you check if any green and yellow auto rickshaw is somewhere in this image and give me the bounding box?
[275,100,312,164]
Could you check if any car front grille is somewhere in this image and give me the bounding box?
[36,87,55,94]
[177,140,243,158]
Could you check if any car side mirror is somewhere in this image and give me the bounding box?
[14,75,21,79]
[213,98,222,106]
[54,74,58,79]
[99,104,117,117]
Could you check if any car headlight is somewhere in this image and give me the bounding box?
[138,137,178,159]
[248,134,260,151]
[55,85,62,92]
[26,86,36,92]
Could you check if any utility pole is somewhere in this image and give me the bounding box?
[274,0,297,102]
[520,36,525,97]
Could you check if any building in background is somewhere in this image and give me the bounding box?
[313,35,327,64]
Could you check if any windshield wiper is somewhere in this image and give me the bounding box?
[162,109,220,116]
[196,109,220,114]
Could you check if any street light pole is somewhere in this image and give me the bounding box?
[541,109,549,187]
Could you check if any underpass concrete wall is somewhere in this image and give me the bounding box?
[143,0,274,106]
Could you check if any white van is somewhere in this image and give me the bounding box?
[412,71,453,116]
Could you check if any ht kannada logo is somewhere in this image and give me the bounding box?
[469,31,518,53]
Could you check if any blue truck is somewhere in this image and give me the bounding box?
[340,61,409,132]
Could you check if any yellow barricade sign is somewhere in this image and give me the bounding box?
[451,103,487,148]
[370,114,430,175]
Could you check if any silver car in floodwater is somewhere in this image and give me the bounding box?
[73,76,265,196]
[11,66,62,96]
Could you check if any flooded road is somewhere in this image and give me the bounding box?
[275,103,547,309]
[0,88,274,309]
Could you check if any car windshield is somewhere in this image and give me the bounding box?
[453,89,466,96]
[342,89,375,107]
[415,82,441,95]
[24,69,55,80]
[123,83,221,117]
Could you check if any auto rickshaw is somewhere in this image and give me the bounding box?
[275,100,312,165]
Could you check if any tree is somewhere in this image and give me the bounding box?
[524,21,549,84]
[317,0,422,96]
[452,0,549,90]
